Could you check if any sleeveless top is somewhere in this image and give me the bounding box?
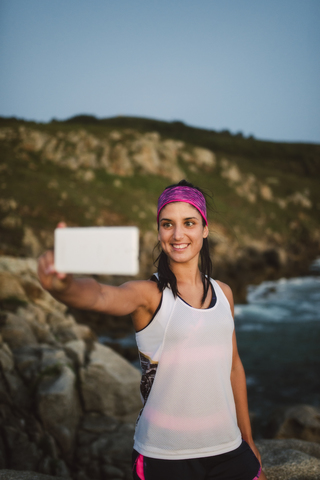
[133,278,242,459]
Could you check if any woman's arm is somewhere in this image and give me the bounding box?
[216,281,267,478]
[37,249,157,319]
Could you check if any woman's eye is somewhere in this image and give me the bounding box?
[185,221,194,227]
[163,222,172,228]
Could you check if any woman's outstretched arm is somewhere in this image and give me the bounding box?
[37,249,156,319]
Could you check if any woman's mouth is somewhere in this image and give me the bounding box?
[172,243,189,250]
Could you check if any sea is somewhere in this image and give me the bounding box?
[100,258,320,435]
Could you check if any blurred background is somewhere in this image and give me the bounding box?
[0,1,320,476]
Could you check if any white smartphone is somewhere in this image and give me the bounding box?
[54,226,139,275]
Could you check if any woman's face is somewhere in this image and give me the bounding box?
[158,202,208,266]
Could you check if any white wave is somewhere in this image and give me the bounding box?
[236,275,320,323]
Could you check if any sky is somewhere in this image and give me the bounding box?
[0,0,319,144]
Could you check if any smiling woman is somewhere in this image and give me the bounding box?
[37,179,266,480]
[155,181,211,307]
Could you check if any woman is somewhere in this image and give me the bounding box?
[38,180,266,480]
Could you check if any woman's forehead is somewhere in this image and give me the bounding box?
[159,201,201,219]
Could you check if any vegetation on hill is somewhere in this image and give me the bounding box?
[0,115,319,300]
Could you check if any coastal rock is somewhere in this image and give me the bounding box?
[0,256,67,314]
[0,471,68,479]
[193,147,216,169]
[271,405,320,443]
[0,272,28,302]
[22,226,43,257]
[64,340,86,367]
[257,439,320,479]
[37,366,82,456]
[0,312,38,349]
[80,342,141,420]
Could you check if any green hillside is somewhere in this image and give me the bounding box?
[0,115,319,300]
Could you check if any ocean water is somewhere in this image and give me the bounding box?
[235,268,320,429]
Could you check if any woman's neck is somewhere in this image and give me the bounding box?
[169,260,202,287]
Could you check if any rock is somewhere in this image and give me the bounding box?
[2,426,42,472]
[0,436,6,468]
[0,256,66,314]
[257,439,320,480]
[0,341,14,371]
[64,340,86,366]
[288,191,312,209]
[80,342,141,419]
[260,184,273,201]
[272,404,320,443]
[46,312,80,343]
[1,370,31,409]
[0,312,38,349]
[12,345,42,381]
[0,471,67,480]
[22,226,43,257]
[220,159,242,183]
[37,365,82,456]
[193,147,216,169]
[80,413,119,436]
[0,272,28,302]
[75,414,134,480]
[101,464,125,479]
[109,144,133,176]
[0,215,22,229]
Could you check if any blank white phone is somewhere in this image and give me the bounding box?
[54,227,139,275]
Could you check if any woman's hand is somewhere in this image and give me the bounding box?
[248,439,261,466]
[37,222,73,293]
[246,440,268,479]
[37,249,73,293]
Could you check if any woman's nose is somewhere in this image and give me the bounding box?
[173,225,184,240]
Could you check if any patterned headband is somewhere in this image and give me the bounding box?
[157,186,208,225]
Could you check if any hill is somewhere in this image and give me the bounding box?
[0,115,319,301]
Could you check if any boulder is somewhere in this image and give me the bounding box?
[64,340,86,367]
[0,312,38,349]
[270,405,320,443]
[80,342,141,419]
[257,439,320,480]
[2,426,42,472]
[37,365,82,456]
[0,272,28,302]
[75,413,134,480]
[0,256,66,314]
[0,471,67,480]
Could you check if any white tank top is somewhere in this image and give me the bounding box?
[134,278,242,460]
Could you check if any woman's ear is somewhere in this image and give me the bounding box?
[203,225,209,238]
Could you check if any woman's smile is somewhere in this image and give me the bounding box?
[172,243,189,250]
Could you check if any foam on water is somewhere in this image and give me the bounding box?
[236,275,320,324]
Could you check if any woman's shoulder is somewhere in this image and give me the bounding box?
[212,279,234,311]
[122,277,160,295]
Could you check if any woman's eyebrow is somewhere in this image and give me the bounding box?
[160,216,198,222]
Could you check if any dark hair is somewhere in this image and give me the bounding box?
[154,179,213,305]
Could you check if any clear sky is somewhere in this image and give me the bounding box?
[0,0,319,143]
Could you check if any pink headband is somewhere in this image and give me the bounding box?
[157,186,208,225]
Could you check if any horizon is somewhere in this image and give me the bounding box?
[2,113,319,146]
